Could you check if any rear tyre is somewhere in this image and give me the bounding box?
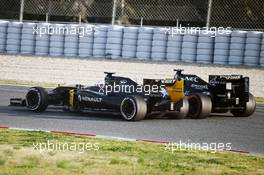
[26,87,48,112]
[167,98,189,119]
[171,98,189,119]
[188,93,212,119]
[120,95,147,121]
[231,93,256,117]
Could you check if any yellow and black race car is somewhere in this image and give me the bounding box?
[168,69,256,119]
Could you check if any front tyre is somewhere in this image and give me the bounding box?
[231,93,256,117]
[26,87,48,112]
[120,96,147,121]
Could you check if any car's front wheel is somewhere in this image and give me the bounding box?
[26,87,48,112]
[120,95,147,121]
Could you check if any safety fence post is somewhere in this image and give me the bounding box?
[206,0,213,27]
[111,0,117,25]
[19,0,25,22]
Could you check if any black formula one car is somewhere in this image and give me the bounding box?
[10,72,189,121]
[10,70,256,121]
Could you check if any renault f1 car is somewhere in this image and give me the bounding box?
[10,72,189,121]
[10,70,256,121]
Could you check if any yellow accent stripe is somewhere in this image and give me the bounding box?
[165,80,184,102]
[69,89,74,110]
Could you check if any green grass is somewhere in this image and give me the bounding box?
[255,97,264,103]
[0,158,6,166]
[0,129,263,175]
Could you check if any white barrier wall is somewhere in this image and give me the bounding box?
[78,24,94,58]
[93,25,108,58]
[106,25,123,59]
[136,27,153,60]
[213,33,231,64]
[21,23,36,54]
[0,21,8,52]
[6,22,22,54]
[35,23,50,56]
[228,31,247,65]
[122,27,138,59]
[151,28,167,61]
[166,33,182,62]
[261,34,264,66]
[244,31,262,66]
[49,24,65,57]
[196,32,214,64]
[64,24,79,57]
[181,33,198,63]
[0,20,263,67]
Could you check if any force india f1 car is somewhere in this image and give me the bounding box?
[10,70,256,121]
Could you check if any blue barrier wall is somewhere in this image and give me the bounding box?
[0,20,263,67]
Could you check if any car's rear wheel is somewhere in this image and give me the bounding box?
[167,98,189,119]
[231,93,256,117]
[188,93,212,119]
[178,98,190,119]
[170,98,189,119]
[26,87,48,112]
[120,95,147,121]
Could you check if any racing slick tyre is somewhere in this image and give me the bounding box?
[25,87,48,112]
[169,98,189,119]
[231,93,256,117]
[188,93,212,119]
[120,95,147,121]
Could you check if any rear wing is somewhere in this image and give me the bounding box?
[209,75,250,101]
[209,75,249,87]
[209,75,243,83]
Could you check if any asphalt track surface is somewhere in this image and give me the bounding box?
[0,85,263,155]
